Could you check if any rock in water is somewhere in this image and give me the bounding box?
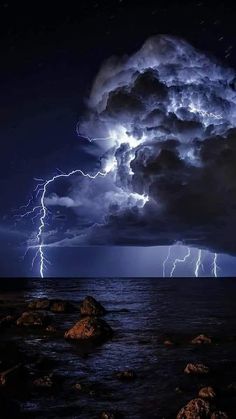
[64,316,113,341]
[184,363,209,375]
[163,339,174,346]
[16,311,48,327]
[198,387,216,399]
[115,370,137,381]
[211,412,228,419]
[191,334,212,344]
[177,398,210,418]
[33,374,53,388]
[100,411,123,419]
[50,300,68,313]
[28,298,72,313]
[28,298,50,310]
[80,296,106,316]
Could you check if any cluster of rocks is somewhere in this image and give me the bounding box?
[163,333,213,347]
[175,336,229,418]
[4,295,114,344]
[0,297,234,418]
[177,398,228,419]
[64,296,112,343]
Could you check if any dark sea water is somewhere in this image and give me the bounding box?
[0,278,236,419]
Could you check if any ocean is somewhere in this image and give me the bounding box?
[0,278,236,418]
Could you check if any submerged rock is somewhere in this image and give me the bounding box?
[28,298,50,310]
[198,387,216,399]
[184,363,209,375]
[115,370,137,381]
[28,298,72,313]
[100,410,123,419]
[191,334,212,344]
[16,311,49,327]
[80,296,106,317]
[45,325,56,333]
[64,316,113,341]
[50,300,69,313]
[164,339,174,346]
[0,364,22,386]
[33,374,53,388]
[211,412,228,419]
[177,398,210,418]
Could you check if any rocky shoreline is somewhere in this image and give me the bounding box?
[0,294,236,418]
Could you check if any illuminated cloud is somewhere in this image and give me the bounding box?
[50,36,236,255]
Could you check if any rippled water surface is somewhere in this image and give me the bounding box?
[0,278,236,418]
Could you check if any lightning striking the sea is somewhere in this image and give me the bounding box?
[195,249,202,278]
[19,168,111,278]
[212,253,219,278]
[170,247,191,277]
[162,246,171,277]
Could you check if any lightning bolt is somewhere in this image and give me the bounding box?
[162,246,171,277]
[212,253,219,277]
[194,249,202,277]
[36,169,109,278]
[170,247,191,277]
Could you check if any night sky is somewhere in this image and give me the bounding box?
[1,0,236,277]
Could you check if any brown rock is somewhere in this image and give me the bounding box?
[16,311,48,327]
[45,325,56,332]
[184,363,209,375]
[28,298,50,310]
[50,300,68,313]
[100,411,122,419]
[115,369,136,381]
[164,339,174,346]
[64,316,113,341]
[211,412,228,419]
[177,398,210,419]
[74,382,82,391]
[80,296,106,317]
[33,374,53,388]
[191,334,212,344]
[199,387,216,399]
[0,364,22,386]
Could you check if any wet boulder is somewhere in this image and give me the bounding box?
[184,363,209,375]
[28,298,50,310]
[64,316,113,341]
[115,370,137,381]
[80,296,106,317]
[191,334,212,344]
[177,398,210,419]
[16,311,49,327]
[198,387,216,399]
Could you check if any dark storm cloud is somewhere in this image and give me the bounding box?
[48,35,236,255]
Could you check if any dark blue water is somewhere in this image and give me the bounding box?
[1,278,236,418]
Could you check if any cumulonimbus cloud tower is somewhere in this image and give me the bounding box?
[46,35,236,256]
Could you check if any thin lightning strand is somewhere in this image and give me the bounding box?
[162,246,171,277]
[36,169,108,278]
[212,253,219,277]
[170,247,191,277]
[195,249,202,277]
